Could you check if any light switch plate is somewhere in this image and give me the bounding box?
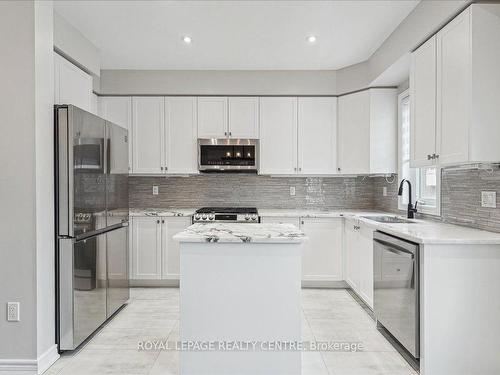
[481,191,496,208]
[289,187,296,196]
[152,186,159,195]
[383,187,388,197]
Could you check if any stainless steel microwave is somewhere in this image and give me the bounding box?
[198,139,259,172]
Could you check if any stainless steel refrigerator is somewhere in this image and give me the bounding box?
[55,105,129,351]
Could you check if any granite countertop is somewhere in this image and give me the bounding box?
[129,208,196,217]
[259,209,500,245]
[130,208,500,245]
[173,223,307,244]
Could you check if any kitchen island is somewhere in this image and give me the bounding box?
[173,223,306,375]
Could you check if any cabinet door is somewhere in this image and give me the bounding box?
[436,9,470,165]
[228,97,259,138]
[54,53,93,111]
[410,36,437,167]
[300,218,343,281]
[165,97,198,174]
[132,97,164,174]
[369,89,398,174]
[358,224,374,309]
[197,97,228,138]
[344,220,360,291]
[338,91,370,174]
[259,97,298,174]
[298,97,337,175]
[261,216,300,227]
[99,97,133,172]
[131,217,161,279]
[161,217,191,280]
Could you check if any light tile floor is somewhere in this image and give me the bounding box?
[45,288,417,375]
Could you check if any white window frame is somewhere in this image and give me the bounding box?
[398,89,441,216]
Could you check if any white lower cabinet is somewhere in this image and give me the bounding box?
[261,216,342,282]
[300,218,343,282]
[130,216,191,281]
[344,219,374,308]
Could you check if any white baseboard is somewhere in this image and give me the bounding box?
[37,345,59,375]
[0,359,37,374]
[0,345,59,375]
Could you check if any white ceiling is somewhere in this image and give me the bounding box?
[54,0,419,71]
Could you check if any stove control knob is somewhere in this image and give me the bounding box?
[245,214,250,221]
[202,214,207,220]
[209,215,215,221]
[194,214,201,220]
[251,215,257,221]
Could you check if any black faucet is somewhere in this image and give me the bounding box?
[398,179,418,219]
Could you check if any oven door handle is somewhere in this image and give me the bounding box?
[374,239,415,258]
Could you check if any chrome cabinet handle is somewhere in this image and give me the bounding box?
[156,220,160,224]
[294,167,297,171]
[337,167,341,172]
[229,132,232,136]
[427,154,432,160]
[224,131,227,136]
[161,167,164,171]
[435,154,439,159]
[161,219,165,224]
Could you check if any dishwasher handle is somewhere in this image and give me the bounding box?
[374,238,415,258]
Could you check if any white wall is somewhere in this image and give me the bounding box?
[99,69,337,95]
[0,0,56,371]
[35,0,57,365]
[0,0,38,361]
[54,11,100,76]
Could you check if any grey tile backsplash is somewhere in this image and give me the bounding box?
[372,168,500,233]
[130,168,500,232]
[129,175,375,210]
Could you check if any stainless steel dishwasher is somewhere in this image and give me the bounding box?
[373,231,420,359]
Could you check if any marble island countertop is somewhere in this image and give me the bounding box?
[173,223,307,244]
[129,208,196,217]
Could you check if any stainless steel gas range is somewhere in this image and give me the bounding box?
[193,207,260,223]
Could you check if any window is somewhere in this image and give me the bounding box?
[398,90,440,216]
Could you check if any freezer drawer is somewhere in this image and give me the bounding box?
[59,234,107,351]
[106,225,129,318]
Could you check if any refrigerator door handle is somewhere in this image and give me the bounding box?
[57,106,74,237]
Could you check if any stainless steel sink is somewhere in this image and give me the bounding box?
[361,216,415,224]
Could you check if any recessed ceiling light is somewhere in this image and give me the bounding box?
[183,36,192,44]
[307,35,317,43]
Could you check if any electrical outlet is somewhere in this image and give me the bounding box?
[383,187,388,197]
[289,186,296,196]
[481,191,497,208]
[7,302,20,322]
[152,186,159,195]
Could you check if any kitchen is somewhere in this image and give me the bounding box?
[2,1,500,375]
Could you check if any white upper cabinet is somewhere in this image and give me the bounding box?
[338,91,370,175]
[54,53,93,112]
[411,4,500,167]
[410,36,437,168]
[197,97,228,138]
[338,89,397,175]
[259,97,298,174]
[132,97,164,174]
[338,91,370,174]
[369,90,398,174]
[99,96,133,171]
[165,97,198,174]
[437,10,470,165]
[298,97,338,175]
[228,97,259,139]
